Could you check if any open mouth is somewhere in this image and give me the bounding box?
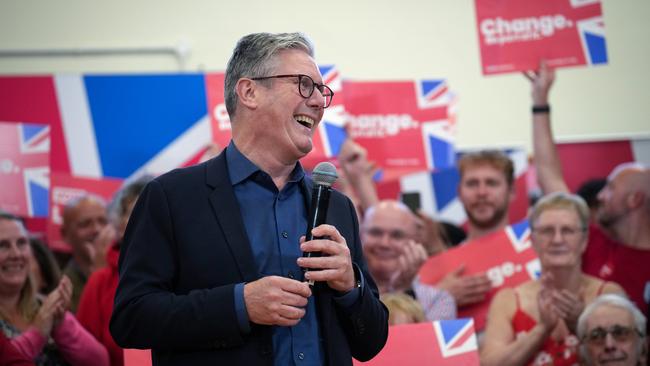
[295,115,315,129]
[1,261,26,274]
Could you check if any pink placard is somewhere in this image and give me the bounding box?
[0,122,49,218]
[475,0,607,75]
[47,172,123,252]
[354,320,479,366]
[418,221,539,331]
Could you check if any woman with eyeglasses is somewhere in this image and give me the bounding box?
[0,212,109,366]
[480,192,626,366]
[577,294,647,366]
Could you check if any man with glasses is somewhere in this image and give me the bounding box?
[578,294,647,366]
[110,32,388,366]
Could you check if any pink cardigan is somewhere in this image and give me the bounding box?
[10,312,109,366]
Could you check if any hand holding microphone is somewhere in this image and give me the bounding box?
[299,162,356,292]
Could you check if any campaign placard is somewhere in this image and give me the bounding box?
[354,319,479,366]
[343,80,455,175]
[47,173,123,252]
[300,65,347,170]
[475,0,607,75]
[124,349,152,366]
[418,220,540,331]
[0,122,50,218]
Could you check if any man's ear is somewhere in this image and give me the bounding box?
[235,78,259,110]
[626,191,645,210]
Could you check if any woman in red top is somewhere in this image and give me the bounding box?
[480,192,625,366]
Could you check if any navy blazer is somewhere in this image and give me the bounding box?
[110,151,388,366]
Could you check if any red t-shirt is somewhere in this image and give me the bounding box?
[583,225,650,315]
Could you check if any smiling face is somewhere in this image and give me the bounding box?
[458,163,513,230]
[250,49,325,162]
[361,202,417,285]
[0,218,31,295]
[583,305,644,366]
[531,208,587,269]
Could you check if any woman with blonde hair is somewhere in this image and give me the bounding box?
[0,211,108,365]
[480,192,626,366]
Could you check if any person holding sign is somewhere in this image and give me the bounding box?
[528,61,650,332]
[481,192,625,366]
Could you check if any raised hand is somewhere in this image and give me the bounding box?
[298,224,356,293]
[87,224,116,272]
[551,288,585,332]
[523,60,555,106]
[244,276,311,327]
[388,240,428,292]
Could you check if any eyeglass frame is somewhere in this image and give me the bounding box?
[531,225,587,241]
[250,74,334,108]
[581,324,644,346]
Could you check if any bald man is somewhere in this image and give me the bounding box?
[60,195,114,312]
[528,62,650,320]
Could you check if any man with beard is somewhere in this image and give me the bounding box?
[429,150,515,309]
[528,62,650,333]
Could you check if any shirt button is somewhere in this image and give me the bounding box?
[282,231,288,238]
[298,352,305,360]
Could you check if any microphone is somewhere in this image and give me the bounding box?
[303,161,338,286]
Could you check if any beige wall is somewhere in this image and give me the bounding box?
[1,0,648,153]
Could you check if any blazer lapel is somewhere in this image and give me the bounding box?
[205,152,259,283]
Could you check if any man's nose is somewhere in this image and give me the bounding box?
[603,332,617,350]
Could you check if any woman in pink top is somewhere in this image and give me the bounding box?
[0,211,109,366]
[480,192,625,366]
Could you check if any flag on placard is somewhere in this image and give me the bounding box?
[418,220,540,331]
[0,122,50,218]
[354,319,479,365]
[301,65,348,169]
[475,0,608,75]
[343,79,455,175]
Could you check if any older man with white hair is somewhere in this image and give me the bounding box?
[578,294,647,366]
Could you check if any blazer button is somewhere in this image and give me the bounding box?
[282,231,289,238]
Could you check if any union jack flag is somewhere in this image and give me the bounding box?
[433,318,479,359]
[0,122,50,217]
[302,65,347,169]
[354,319,479,365]
[416,79,454,110]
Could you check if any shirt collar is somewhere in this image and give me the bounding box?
[226,141,306,186]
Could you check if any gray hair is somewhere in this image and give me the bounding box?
[224,32,315,119]
[578,294,647,364]
[529,191,590,230]
[108,174,153,226]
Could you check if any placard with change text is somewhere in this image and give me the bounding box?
[418,220,540,331]
[475,0,607,75]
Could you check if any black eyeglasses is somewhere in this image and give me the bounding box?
[250,74,334,108]
[582,325,643,346]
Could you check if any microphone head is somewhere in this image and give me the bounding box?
[312,162,338,187]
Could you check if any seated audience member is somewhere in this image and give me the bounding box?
[361,200,457,320]
[0,331,34,366]
[381,292,426,326]
[0,211,109,366]
[578,294,647,366]
[362,200,429,294]
[527,62,650,323]
[480,192,625,366]
[60,195,114,312]
[77,175,152,366]
[28,239,61,296]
